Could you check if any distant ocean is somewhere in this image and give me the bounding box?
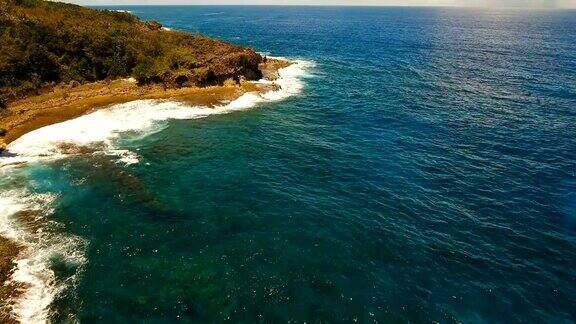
[1,6,575,323]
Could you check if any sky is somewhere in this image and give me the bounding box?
[60,0,576,8]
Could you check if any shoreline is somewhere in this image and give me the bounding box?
[0,59,290,149]
[0,58,292,322]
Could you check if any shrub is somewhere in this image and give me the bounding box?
[0,0,263,103]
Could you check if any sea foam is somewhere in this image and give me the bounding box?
[0,189,87,323]
[0,58,313,322]
[1,59,314,168]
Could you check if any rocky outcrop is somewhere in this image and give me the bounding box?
[0,128,6,153]
[259,58,291,81]
[145,20,162,31]
[192,51,263,87]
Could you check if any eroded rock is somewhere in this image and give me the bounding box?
[146,20,162,30]
[0,139,6,153]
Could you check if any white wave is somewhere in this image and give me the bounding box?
[161,27,172,31]
[202,12,224,16]
[262,59,315,101]
[0,57,313,322]
[109,149,140,165]
[0,189,87,323]
[0,58,314,168]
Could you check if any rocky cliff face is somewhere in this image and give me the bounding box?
[163,46,263,88]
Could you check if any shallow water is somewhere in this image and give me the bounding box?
[1,6,576,323]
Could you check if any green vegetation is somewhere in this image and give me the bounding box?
[0,0,263,107]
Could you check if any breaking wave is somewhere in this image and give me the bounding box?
[0,188,87,323]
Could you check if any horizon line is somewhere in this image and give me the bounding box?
[86,4,576,9]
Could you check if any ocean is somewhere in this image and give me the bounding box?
[1,6,575,323]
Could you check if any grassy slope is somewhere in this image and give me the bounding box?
[0,0,263,107]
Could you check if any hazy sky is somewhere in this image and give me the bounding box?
[61,0,576,8]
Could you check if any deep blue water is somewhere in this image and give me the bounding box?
[5,6,576,323]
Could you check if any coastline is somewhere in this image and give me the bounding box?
[0,58,293,322]
[0,59,290,149]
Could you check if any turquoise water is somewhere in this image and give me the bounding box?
[1,6,576,323]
